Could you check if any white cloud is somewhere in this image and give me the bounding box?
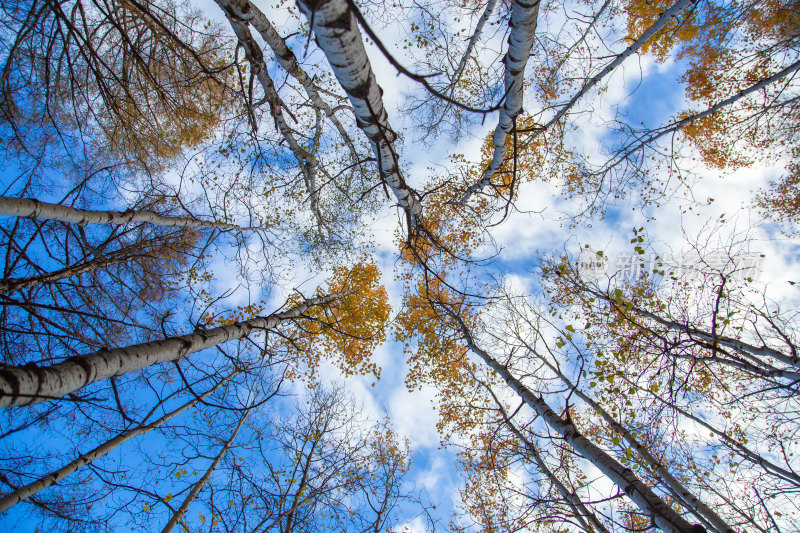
[388,381,441,450]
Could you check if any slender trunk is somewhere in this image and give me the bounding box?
[295,0,423,225]
[215,8,327,230]
[642,383,800,489]
[529,348,733,532]
[0,251,131,294]
[517,0,695,148]
[587,286,798,369]
[0,375,232,513]
[458,0,541,205]
[448,0,499,94]
[603,58,800,174]
[0,197,262,232]
[450,312,698,532]
[218,0,357,154]
[223,0,364,232]
[486,384,611,533]
[161,409,250,533]
[0,293,342,407]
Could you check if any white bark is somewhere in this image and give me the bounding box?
[0,293,341,407]
[601,58,800,176]
[457,0,541,205]
[161,409,250,533]
[218,0,356,150]
[215,8,328,231]
[586,286,800,372]
[487,386,611,533]
[295,0,422,225]
[0,197,261,232]
[482,354,692,531]
[517,0,695,150]
[451,313,697,532]
[531,349,733,532]
[0,375,231,513]
[460,0,697,204]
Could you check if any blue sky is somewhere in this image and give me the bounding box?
[2,0,799,531]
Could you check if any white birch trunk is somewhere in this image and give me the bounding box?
[295,0,422,225]
[457,0,541,205]
[217,0,356,150]
[0,293,341,407]
[0,197,261,232]
[0,375,231,512]
[532,350,733,532]
[516,0,695,151]
[605,58,800,174]
[587,286,800,371]
[215,9,328,230]
[161,410,250,533]
[488,386,611,533]
[453,316,698,532]
[459,0,697,205]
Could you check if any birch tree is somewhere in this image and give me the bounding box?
[1,0,233,175]
[296,0,424,229]
[0,371,234,513]
[2,0,799,530]
[0,260,388,406]
[0,197,269,233]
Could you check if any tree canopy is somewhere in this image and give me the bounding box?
[1,0,798,531]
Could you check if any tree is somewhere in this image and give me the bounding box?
[2,0,799,530]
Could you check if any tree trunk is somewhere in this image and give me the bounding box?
[161,409,250,533]
[451,312,699,532]
[517,0,695,148]
[0,293,342,407]
[0,375,232,513]
[0,249,136,294]
[0,197,262,232]
[487,384,611,533]
[215,9,327,230]
[295,0,423,225]
[530,348,733,532]
[458,0,540,205]
[217,0,356,151]
[607,58,800,172]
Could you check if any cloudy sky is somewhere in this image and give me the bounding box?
[2,0,798,530]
